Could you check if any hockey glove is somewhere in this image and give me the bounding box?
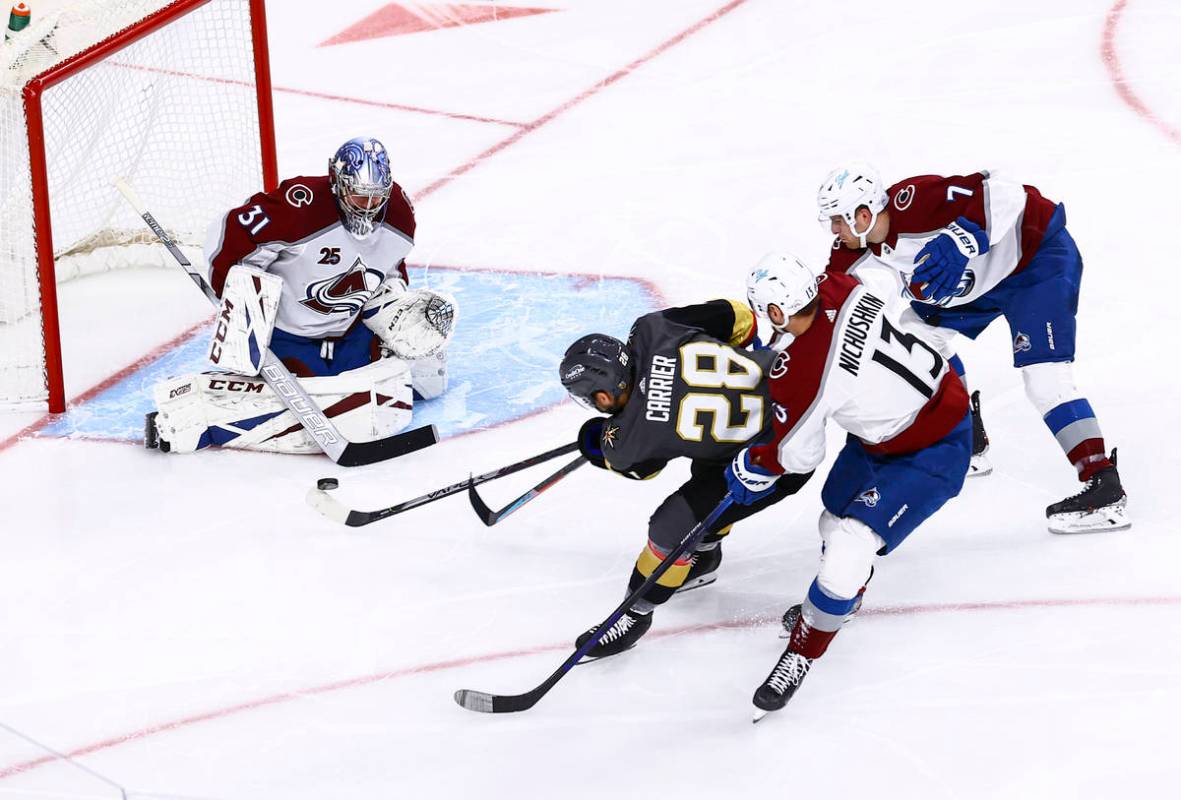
[578,416,609,470]
[912,216,989,303]
[725,447,778,505]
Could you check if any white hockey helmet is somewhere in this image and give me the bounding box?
[816,162,889,248]
[746,251,819,333]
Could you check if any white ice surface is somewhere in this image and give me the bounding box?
[2,1,1180,798]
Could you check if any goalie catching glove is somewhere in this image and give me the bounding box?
[363,278,458,359]
[208,265,283,375]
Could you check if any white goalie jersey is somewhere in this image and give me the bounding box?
[204,174,416,339]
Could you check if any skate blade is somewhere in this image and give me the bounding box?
[752,706,773,723]
[1047,505,1131,534]
[674,574,718,594]
[967,454,992,478]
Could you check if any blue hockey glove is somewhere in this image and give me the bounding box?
[578,416,609,470]
[912,216,989,303]
[725,447,779,505]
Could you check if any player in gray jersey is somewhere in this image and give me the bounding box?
[559,299,813,659]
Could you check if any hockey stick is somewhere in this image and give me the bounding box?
[114,178,438,467]
[306,441,580,526]
[454,494,734,713]
[467,455,587,527]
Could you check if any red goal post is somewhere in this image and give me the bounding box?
[2,0,277,412]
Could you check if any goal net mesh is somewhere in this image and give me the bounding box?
[0,0,266,404]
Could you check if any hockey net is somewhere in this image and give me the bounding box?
[0,0,275,411]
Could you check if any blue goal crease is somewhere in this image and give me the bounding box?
[38,269,659,442]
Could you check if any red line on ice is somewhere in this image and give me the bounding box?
[0,594,1176,780]
[1101,0,1181,145]
[0,264,665,453]
[1,0,726,447]
[0,319,211,455]
[414,0,754,201]
[112,61,525,128]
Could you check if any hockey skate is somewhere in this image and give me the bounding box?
[779,595,864,638]
[967,390,992,477]
[675,543,723,594]
[752,645,813,722]
[575,609,653,661]
[1046,449,1130,534]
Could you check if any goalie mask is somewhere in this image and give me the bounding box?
[329,137,394,237]
[559,334,633,411]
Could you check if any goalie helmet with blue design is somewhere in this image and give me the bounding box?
[329,136,393,237]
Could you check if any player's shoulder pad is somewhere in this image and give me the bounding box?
[232,175,339,243]
[886,173,988,232]
[815,270,861,314]
[627,309,665,345]
[381,179,416,241]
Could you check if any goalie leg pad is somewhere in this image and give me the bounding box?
[208,265,283,376]
[151,359,412,454]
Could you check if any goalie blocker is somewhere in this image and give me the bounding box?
[147,272,457,455]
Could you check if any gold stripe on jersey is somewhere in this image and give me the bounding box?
[635,541,693,588]
[725,299,756,346]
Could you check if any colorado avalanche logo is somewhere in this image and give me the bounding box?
[906,268,978,308]
[893,184,916,211]
[1013,332,1032,353]
[773,402,788,424]
[285,184,313,207]
[770,351,790,379]
[300,256,383,315]
[855,487,881,507]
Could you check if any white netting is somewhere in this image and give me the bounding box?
[0,0,266,405]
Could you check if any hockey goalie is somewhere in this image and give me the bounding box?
[145,136,457,455]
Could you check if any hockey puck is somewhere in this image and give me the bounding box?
[317,478,339,491]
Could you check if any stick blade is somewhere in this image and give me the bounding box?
[305,484,374,527]
[335,424,438,467]
[467,478,499,527]
[453,688,538,714]
[306,486,349,524]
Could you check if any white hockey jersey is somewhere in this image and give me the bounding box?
[827,172,1062,309]
[204,175,416,339]
[749,272,969,476]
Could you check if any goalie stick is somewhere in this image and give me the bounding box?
[467,455,587,527]
[454,494,734,714]
[113,178,438,467]
[307,441,579,527]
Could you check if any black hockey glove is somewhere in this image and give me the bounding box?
[578,416,609,470]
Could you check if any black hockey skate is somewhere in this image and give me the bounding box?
[1046,449,1130,534]
[675,543,723,594]
[575,609,653,661]
[968,390,991,477]
[752,645,813,722]
[143,412,170,453]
